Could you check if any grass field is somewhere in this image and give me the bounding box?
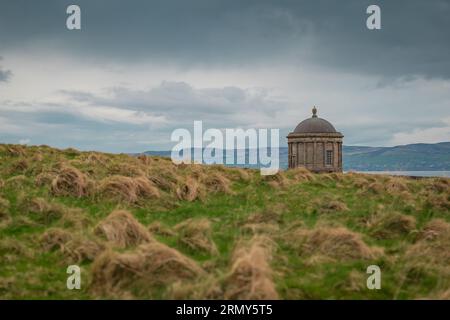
[0,143,449,299]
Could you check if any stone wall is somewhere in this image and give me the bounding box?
[287,132,343,172]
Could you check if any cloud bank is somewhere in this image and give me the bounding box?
[0,0,449,151]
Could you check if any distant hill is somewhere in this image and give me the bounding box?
[342,142,450,171]
[141,142,450,171]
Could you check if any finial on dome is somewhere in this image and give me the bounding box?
[312,106,317,118]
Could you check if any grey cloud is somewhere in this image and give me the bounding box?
[338,119,449,146]
[0,68,11,82]
[1,75,449,151]
[0,107,169,152]
[1,1,449,79]
[60,81,283,126]
[0,1,449,151]
[0,81,288,151]
[0,56,12,82]
[0,57,12,82]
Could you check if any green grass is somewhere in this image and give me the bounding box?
[0,143,449,299]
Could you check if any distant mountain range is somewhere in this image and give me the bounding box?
[342,142,450,171]
[141,142,450,171]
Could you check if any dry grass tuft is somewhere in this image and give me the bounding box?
[0,210,12,229]
[352,176,375,189]
[367,212,416,239]
[5,175,27,188]
[286,226,382,261]
[94,210,153,248]
[27,197,50,213]
[137,154,151,165]
[0,197,11,228]
[40,228,73,251]
[11,216,39,228]
[32,152,44,162]
[98,175,160,203]
[189,164,208,180]
[335,270,366,292]
[59,208,91,229]
[425,178,450,193]
[51,165,90,197]
[90,241,204,295]
[349,174,369,189]
[285,167,314,182]
[148,167,180,191]
[25,197,89,227]
[5,145,26,157]
[417,219,450,242]
[133,176,161,198]
[63,238,106,263]
[246,206,283,225]
[147,221,176,237]
[26,197,65,224]
[0,238,33,258]
[386,177,409,194]
[98,176,138,203]
[35,172,55,187]
[403,221,450,275]
[263,172,288,188]
[229,167,252,181]
[174,218,218,254]
[366,182,384,194]
[202,172,234,194]
[11,158,29,173]
[429,289,450,300]
[40,228,105,263]
[312,196,349,214]
[321,200,349,213]
[84,152,109,165]
[176,177,201,202]
[108,162,146,177]
[424,193,450,211]
[327,172,345,182]
[168,275,223,299]
[224,236,278,299]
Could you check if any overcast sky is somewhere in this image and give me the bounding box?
[0,0,449,152]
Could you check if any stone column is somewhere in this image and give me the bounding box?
[334,141,339,170]
[313,141,316,170]
[288,142,291,168]
[303,142,306,166]
[322,141,326,168]
[293,142,297,167]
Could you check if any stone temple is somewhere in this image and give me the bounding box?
[287,107,343,172]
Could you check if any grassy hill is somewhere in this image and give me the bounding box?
[0,144,449,299]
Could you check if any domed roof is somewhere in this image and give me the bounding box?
[293,107,337,133]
